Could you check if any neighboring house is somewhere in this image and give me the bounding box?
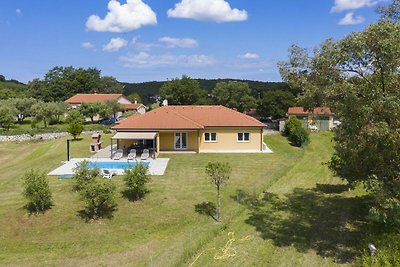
[65,93,147,116]
[111,105,268,156]
[287,107,334,131]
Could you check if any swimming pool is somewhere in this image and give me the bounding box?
[87,161,150,169]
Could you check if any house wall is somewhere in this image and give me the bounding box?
[198,128,263,152]
[290,115,334,131]
[137,106,146,114]
[117,96,132,105]
[159,131,198,151]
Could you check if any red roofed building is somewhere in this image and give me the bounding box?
[287,107,334,131]
[110,105,269,157]
[65,94,146,115]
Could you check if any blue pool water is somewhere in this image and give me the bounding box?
[87,161,149,169]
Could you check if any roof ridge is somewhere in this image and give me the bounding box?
[165,107,205,128]
[220,105,265,125]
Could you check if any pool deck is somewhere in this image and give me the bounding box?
[48,157,170,176]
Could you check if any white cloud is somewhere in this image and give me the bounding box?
[119,52,214,67]
[239,53,260,59]
[331,0,379,13]
[103,38,128,52]
[16,8,22,16]
[82,42,95,49]
[86,0,157,32]
[338,12,365,25]
[159,37,199,48]
[167,0,248,22]
[131,37,159,50]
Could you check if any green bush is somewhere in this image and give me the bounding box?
[80,179,117,220]
[284,116,309,147]
[73,161,100,191]
[361,232,400,267]
[123,164,150,201]
[22,170,53,213]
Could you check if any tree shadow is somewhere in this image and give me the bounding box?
[194,201,217,221]
[24,203,53,215]
[238,185,371,263]
[77,205,118,222]
[121,189,150,202]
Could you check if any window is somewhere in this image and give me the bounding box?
[204,132,217,142]
[237,132,250,142]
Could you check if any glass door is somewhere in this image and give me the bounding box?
[174,132,188,150]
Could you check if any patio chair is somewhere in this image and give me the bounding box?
[127,149,137,161]
[113,149,123,160]
[141,149,150,161]
[101,169,116,179]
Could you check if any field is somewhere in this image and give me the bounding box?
[0,133,369,266]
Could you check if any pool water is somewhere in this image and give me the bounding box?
[87,161,150,169]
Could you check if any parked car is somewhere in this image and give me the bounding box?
[99,117,116,125]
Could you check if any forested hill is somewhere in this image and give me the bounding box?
[0,75,27,99]
[122,79,296,100]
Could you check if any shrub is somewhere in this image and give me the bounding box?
[284,116,309,147]
[288,124,310,147]
[73,161,100,191]
[80,179,117,219]
[22,170,53,213]
[67,121,84,140]
[284,115,302,136]
[123,164,150,201]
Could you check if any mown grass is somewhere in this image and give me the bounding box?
[0,133,369,266]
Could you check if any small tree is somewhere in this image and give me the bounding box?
[284,116,309,147]
[79,102,100,123]
[0,104,16,130]
[22,170,53,213]
[205,162,232,222]
[66,110,84,140]
[104,99,122,119]
[80,179,117,219]
[73,161,100,191]
[124,164,150,201]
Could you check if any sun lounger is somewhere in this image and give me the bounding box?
[141,149,150,161]
[127,149,137,161]
[101,169,116,179]
[113,149,123,160]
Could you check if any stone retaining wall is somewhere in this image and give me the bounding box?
[0,131,105,142]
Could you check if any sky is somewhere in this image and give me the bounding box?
[0,0,384,83]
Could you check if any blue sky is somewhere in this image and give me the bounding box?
[0,0,382,83]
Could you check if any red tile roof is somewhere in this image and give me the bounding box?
[288,107,333,116]
[65,94,124,104]
[122,103,144,110]
[113,105,265,130]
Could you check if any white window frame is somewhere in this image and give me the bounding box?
[237,132,250,143]
[204,132,217,143]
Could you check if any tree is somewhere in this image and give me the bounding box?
[22,170,53,213]
[80,179,117,220]
[104,99,122,119]
[0,102,16,130]
[66,110,84,140]
[378,0,400,22]
[73,161,100,191]
[257,90,296,119]
[212,81,257,112]
[27,66,122,102]
[30,101,57,128]
[127,92,142,104]
[279,20,400,226]
[79,102,100,123]
[12,98,36,122]
[205,162,232,222]
[160,75,204,105]
[123,164,150,201]
[97,102,112,119]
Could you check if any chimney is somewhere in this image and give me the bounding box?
[134,100,137,104]
[162,99,168,106]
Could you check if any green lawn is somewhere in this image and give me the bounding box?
[0,132,369,266]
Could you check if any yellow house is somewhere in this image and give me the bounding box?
[111,105,267,157]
